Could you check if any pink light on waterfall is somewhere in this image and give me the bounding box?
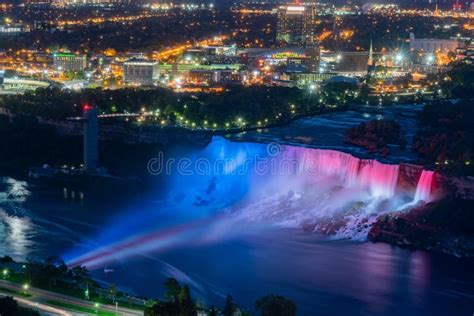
[280,146,399,198]
[359,160,400,198]
[284,147,361,185]
[414,170,435,203]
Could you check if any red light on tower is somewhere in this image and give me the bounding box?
[83,104,92,112]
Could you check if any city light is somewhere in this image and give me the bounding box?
[395,53,404,63]
[426,54,435,64]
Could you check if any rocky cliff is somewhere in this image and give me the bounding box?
[368,199,474,257]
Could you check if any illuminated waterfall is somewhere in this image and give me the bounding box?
[414,170,435,203]
[358,160,399,198]
[280,146,400,198]
[65,138,434,268]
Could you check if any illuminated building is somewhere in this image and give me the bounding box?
[187,69,242,85]
[276,5,317,45]
[123,58,159,85]
[276,72,336,86]
[409,33,460,53]
[0,23,29,36]
[303,40,320,73]
[333,52,370,76]
[53,53,87,72]
[182,45,240,64]
[188,70,217,85]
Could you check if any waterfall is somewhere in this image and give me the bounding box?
[280,146,400,198]
[202,137,403,199]
[285,148,360,184]
[359,160,400,198]
[414,170,435,203]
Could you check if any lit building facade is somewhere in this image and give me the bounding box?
[333,52,370,76]
[187,69,242,85]
[0,24,29,36]
[53,53,87,72]
[409,33,460,53]
[276,5,317,45]
[123,58,159,85]
[304,41,320,73]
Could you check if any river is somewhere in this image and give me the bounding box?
[0,105,473,315]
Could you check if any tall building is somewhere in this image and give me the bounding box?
[123,58,159,85]
[304,40,320,73]
[276,5,317,45]
[83,105,98,171]
[53,53,87,72]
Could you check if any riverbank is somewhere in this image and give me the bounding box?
[368,198,474,258]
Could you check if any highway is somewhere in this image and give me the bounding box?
[0,280,143,315]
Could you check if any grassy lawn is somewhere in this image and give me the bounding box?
[46,300,117,316]
[0,286,32,297]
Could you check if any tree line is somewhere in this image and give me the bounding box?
[145,277,297,316]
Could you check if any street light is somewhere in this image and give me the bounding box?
[395,53,404,63]
[426,54,435,64]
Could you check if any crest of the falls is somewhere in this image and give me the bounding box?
[277,146,400,198]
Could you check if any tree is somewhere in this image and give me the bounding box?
[0,256,14,263]
[442,64,474,98]
[41,256,68,288]
[255,294,297,316]
[109,283,117,303]
[0,296,40,316]
[144,300,166,316]
[223,294,238,316]
[178,284,196,316]
[208,306,219,316]
[164,278,181,303]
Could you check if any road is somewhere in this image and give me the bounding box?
[0,280,143,315]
